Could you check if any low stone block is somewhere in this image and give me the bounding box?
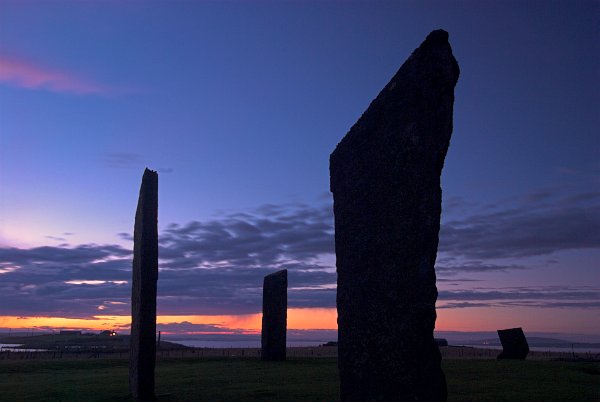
[497,327,529,360]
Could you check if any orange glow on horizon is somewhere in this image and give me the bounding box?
[0,315,130,331]
[2,306,593,334]
[0,308,338,333]
[288,308,337,330]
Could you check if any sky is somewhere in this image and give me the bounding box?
[0,1,599,341]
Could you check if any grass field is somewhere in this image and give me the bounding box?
[0,357,598,401]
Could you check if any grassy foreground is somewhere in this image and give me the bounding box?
[0,357,598,401]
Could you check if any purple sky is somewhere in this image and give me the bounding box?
[0,1,598,337]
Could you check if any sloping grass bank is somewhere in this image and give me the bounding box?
[0,357,598,401]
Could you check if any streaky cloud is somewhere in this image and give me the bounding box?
[0,188,598,318]
[439,285,600,309]
[0,55,119,95]
[440,190,600,259]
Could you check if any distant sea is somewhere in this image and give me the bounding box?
[0,343,47,352]
[170,340,600,354]
[2,341,599,355]
[460,344,600,354]
[172,339,326,348]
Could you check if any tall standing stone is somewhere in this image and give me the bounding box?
[330,30,459,401]
[129,168,159,400]
[261,269,287,361]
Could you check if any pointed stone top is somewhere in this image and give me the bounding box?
[144,167,158,176]
[406,28,459,81]
[424,29,449,44]
[330,29,459,170]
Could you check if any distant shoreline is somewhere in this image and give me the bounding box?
[1,345,598,362]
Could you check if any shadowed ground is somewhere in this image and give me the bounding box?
[0,356,598,401]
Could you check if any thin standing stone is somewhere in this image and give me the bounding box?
[261,269,287,361]
[330,30,459,401]
[129,168,159,400]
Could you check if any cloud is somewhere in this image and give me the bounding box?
[102,152,145,170]
[440,191,600,259]
[437,302,493,309]
[0,202,336,317]
[117,232,134,242]
[0,244,132,317]
[438,286,600,309]
[435,259,528,276]
[0,188,598,319]
[154,202,336,314]
[159,202,334,270]
[156,321,241,335]
[45,235,67,242]
[101,152,174,174]
[0,55,117,95]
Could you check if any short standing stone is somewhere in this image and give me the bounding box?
[129,168,159,400]
[330,30,459,401]
[497,328,529,360]
[261,269,287,361]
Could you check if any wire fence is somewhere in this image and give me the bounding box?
[0,346,338,361]
[1,345,597,362]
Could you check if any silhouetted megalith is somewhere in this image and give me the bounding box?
[330,29,459,401]
[129,168,159,400]
[261,269,287,361]
[497,327,529,360]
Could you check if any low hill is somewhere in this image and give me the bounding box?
[0,333,188,352]
[459,336,600,349]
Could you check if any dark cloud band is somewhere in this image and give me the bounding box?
[0,190,598,319]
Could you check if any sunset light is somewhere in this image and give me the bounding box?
[0,5,598,401]
[0,307,338,334]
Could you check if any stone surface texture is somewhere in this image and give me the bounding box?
[261,269,288,361]
[129,168,159,400]
[330,30,459,401]
[497,328,529,360]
